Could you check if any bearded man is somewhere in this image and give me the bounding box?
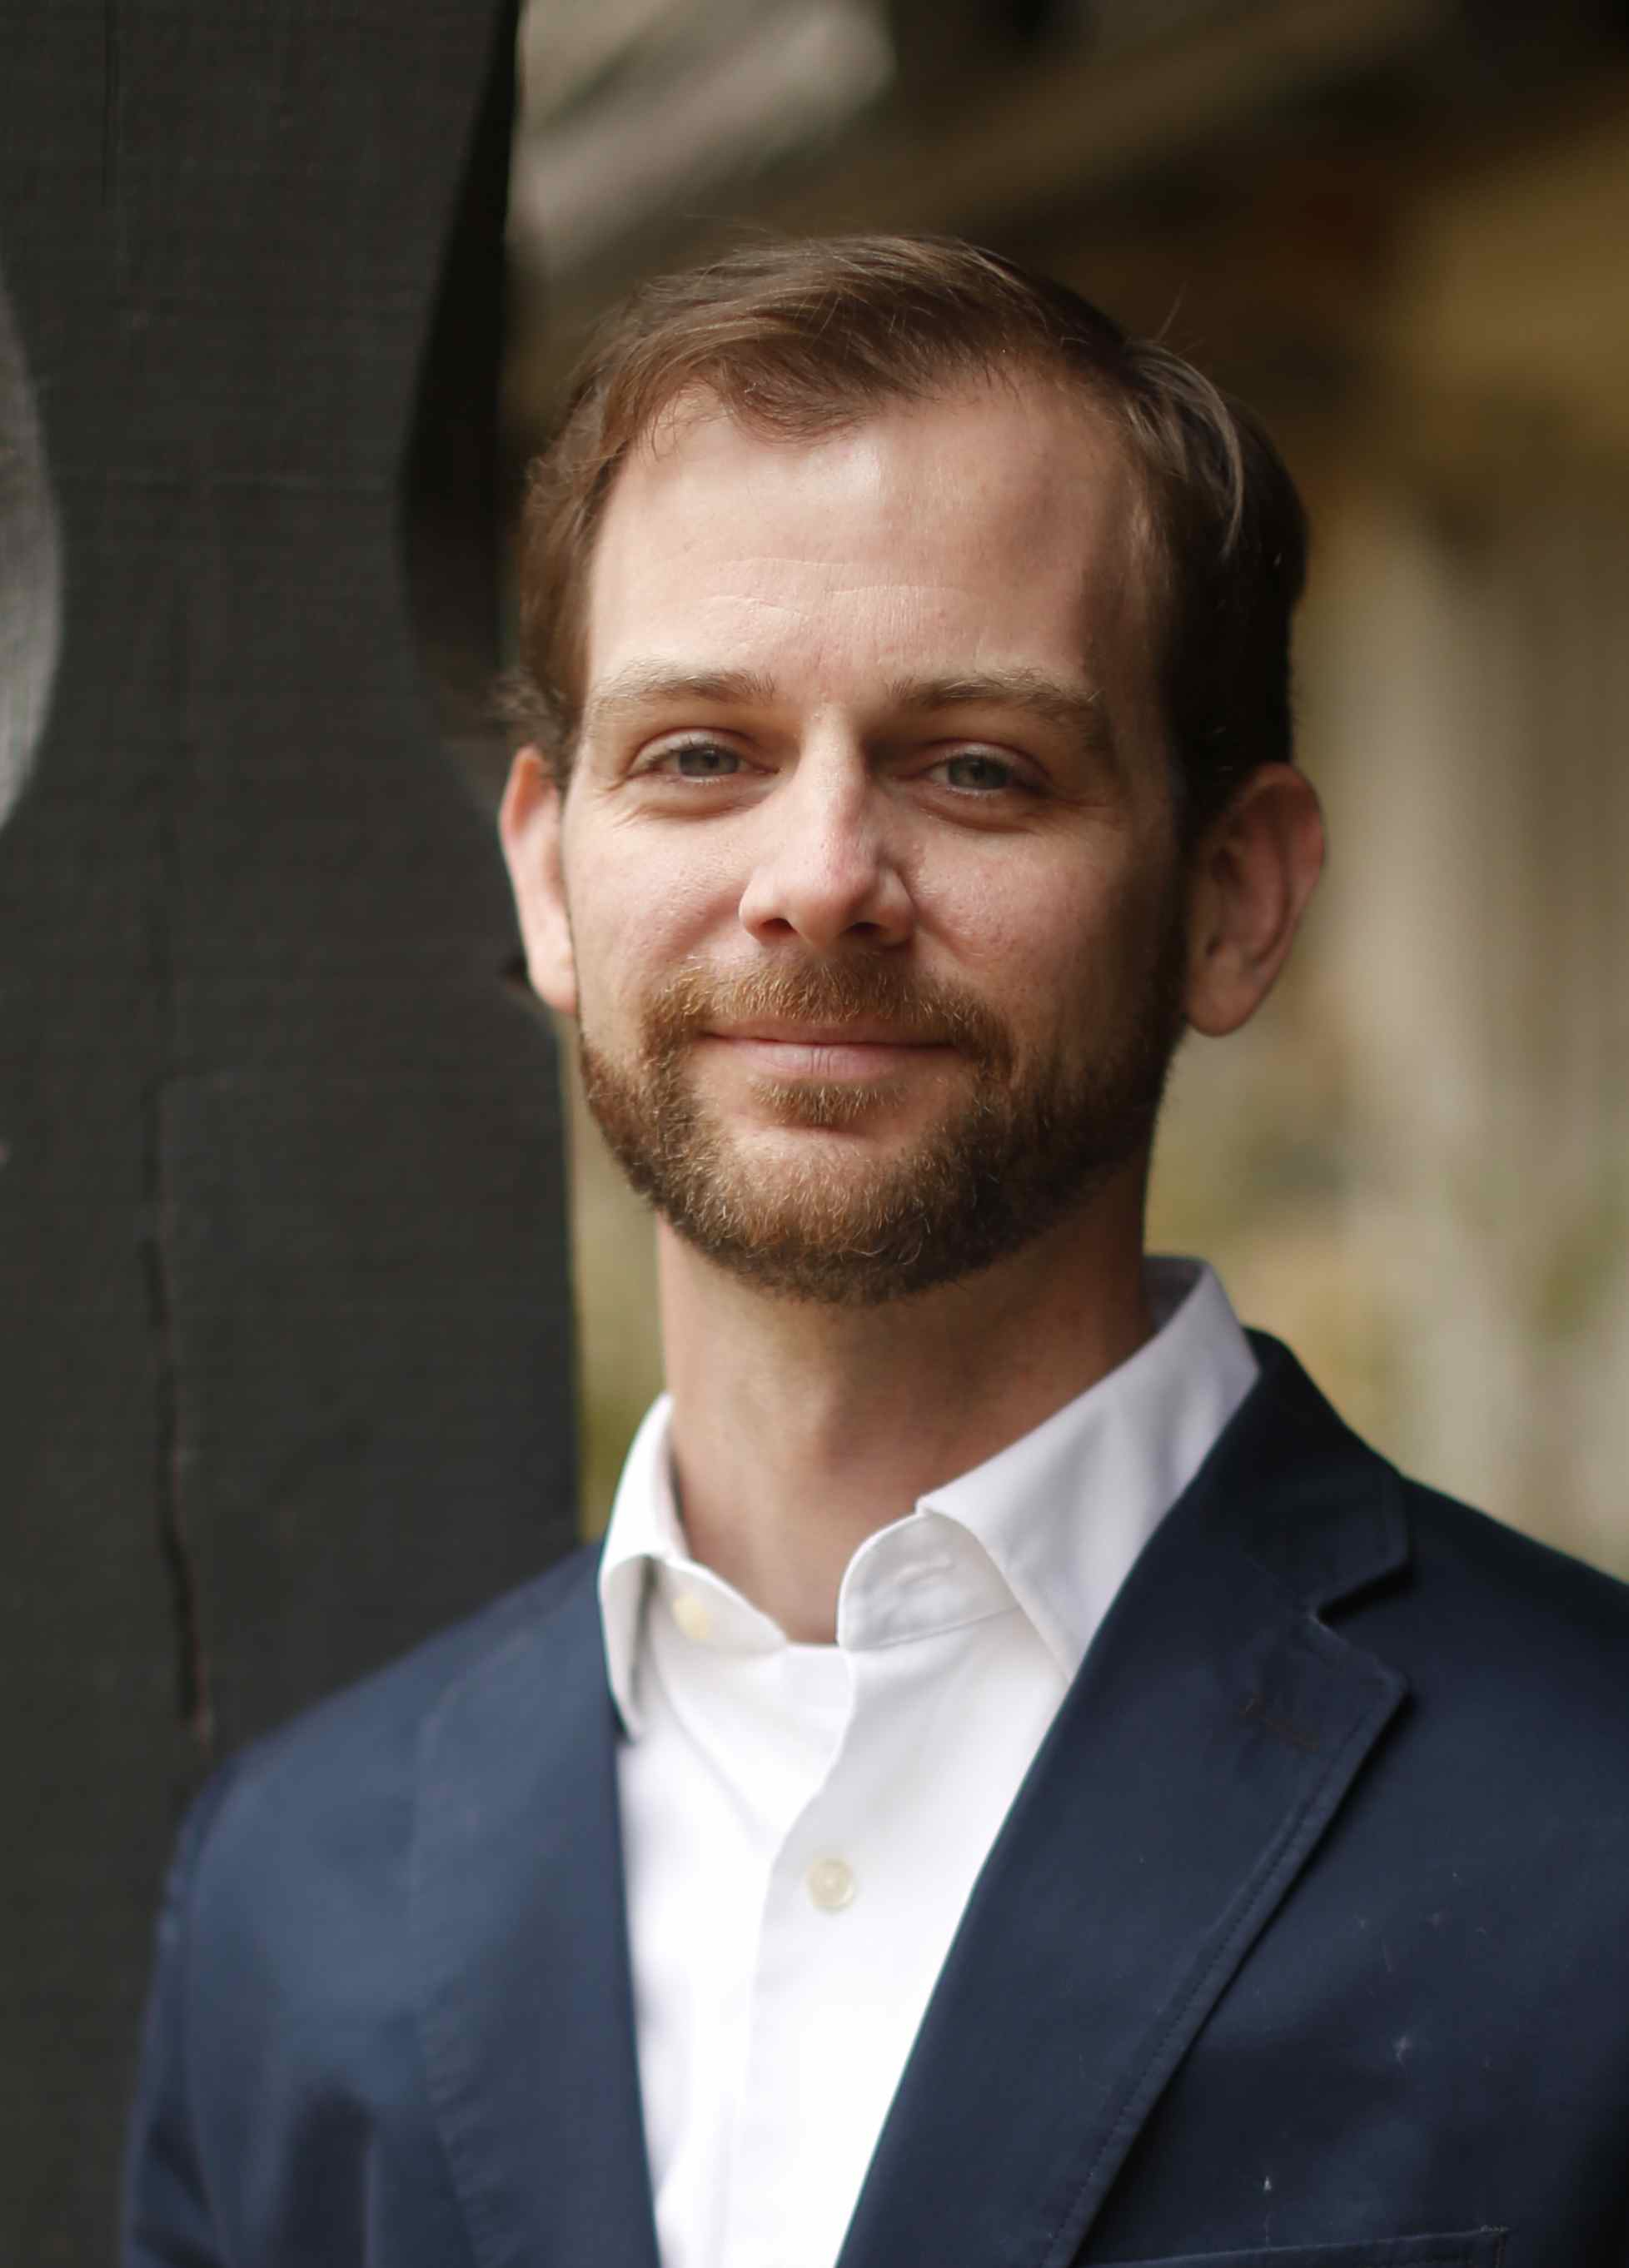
[125,236,1629,2268]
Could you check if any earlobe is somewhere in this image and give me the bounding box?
[498,746,578,1017]
[1183,764,1324,1038]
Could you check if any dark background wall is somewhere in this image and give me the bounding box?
[0,5,577,2256]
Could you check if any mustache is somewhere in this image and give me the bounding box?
[644,958,1014,1069]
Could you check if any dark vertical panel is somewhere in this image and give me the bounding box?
[403,0,520,793]
[0,4,572,2258]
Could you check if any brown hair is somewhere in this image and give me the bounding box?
[512,232,1307,841]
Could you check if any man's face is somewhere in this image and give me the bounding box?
[511,380,1193,1305]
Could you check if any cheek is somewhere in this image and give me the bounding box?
[939,854,1178,1049]
[929,858,1123,987]
[566,840,732,1026]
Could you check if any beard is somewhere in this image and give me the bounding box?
[579,926,1188,1309]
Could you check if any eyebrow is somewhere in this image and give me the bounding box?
[580,664,780,736]
[884,669,1115,758]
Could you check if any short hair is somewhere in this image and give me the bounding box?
[512,232,1307,842]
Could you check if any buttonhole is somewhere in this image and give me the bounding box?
[1240,1690,1322,1753]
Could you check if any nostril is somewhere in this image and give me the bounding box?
[737,840,915,951]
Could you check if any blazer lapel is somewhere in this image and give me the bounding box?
[411,1555,661,2268]
[838,1339,1411,2268]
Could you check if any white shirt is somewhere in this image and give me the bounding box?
[598,1258,1258,2268]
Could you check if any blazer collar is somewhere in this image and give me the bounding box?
[1219,1329,1411,1614]
[411,1550,661,2268]
[837,1333,1411,2268]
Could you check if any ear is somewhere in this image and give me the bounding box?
[499,746,578,1018]
[1183,763,1324,1037]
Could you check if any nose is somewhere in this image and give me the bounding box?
[736,744,914,952]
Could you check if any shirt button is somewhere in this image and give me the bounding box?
[806,1857,856,1912]
[670,1589,713,1644]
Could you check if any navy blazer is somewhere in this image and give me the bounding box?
[123,1338,1629,2266]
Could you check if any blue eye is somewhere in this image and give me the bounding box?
[935,753,1019,792]
[665,741,742,778]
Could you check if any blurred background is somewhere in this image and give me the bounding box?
[506,0,1629,1574]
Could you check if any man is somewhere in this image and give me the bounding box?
[125,236,1629,2267]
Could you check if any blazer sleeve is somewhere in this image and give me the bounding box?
[121,1771,237,2268]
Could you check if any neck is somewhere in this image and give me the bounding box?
[657,1175,1154,1642]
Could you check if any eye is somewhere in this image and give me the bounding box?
[650,739,745,780]
[928,750,1029,794]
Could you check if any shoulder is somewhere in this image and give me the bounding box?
[1238,1334,1629,1682]
[1347,1472,1629,1807]
[182,1541,603,1902]
[1391,1473,1629,1685]
[1402,1472,1629,1625]
[127,1544,610,2226]
[1229,1335,1629,1778]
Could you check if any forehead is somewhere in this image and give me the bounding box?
[581,382,1155,713]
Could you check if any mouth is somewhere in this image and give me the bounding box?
[701,1025,955,1081]
[712,1019,949,1046]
